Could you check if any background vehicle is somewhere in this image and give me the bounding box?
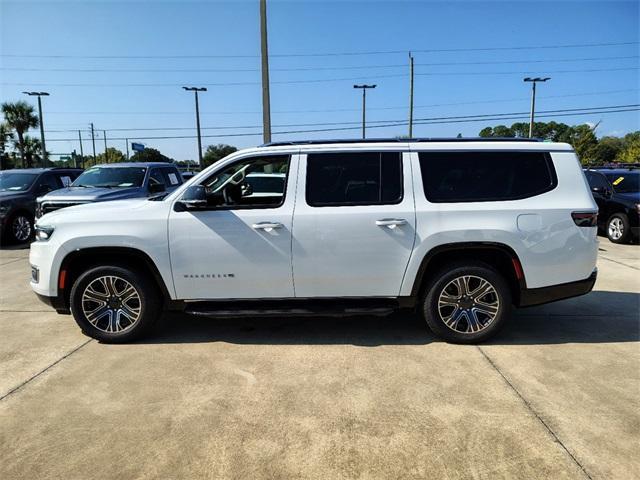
[0,168,82,244]
[37,162,183,217]
[584,167,639,243]
[30,139,598,344]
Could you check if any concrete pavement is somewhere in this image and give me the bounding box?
[0,241,638,479]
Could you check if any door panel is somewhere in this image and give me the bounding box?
[292,151,416,297]
[168,154,298,300]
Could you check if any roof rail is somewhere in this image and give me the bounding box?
[588,163,639,170]
[260,137,542,147]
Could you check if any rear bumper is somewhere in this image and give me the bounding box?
[518,269,597,307]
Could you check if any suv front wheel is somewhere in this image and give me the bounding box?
[422,262,511,344]
[70,265,161,343]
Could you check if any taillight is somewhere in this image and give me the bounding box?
[572,211,598,227]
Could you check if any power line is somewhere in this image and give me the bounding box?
[40,88,639,119]
[2,41,637,59]
[3,67,637,89]
[41,103,640,133]
[2,55,637,73]
[43,104,640,141]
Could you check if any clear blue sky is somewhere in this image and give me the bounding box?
[1,0,638,161]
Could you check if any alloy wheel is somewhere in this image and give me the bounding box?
[437,275,500,334]
[608,218,624,240]
[81,275,142,333]
[12,215,32,242]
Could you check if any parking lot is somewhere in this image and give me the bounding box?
[0,242,638,480]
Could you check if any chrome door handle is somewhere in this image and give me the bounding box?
[252,222,283,230]
[375,218,407,228]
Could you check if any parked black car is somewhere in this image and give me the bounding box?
[584,167,639,244]
[0,168,83,244]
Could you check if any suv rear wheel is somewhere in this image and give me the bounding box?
[422,262,511,344]
[70,265,161,343]
[606,213,631,244]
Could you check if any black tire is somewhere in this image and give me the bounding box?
[606,213,631,244]
[5,212,34,244]
[422,262,512,344]
[70,265,161,343]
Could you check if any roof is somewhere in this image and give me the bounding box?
[261,137,543,147]
[90,162,176,168]
[0,167,82,174]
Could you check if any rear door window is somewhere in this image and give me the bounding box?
[419,151,557,203]
[306,152,403,207]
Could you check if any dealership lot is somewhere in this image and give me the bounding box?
[0,242,638,479]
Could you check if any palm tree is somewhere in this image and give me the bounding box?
[0,123,14,170]
[20,135,44,168]
[1,101,39,168]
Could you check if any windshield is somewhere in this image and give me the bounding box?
[605,173,640,194]
[0,172,38,192]
[72,167,147,188]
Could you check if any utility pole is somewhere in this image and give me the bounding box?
[182,86,207,165]
[353,84,376,139]
[77,130,84,168]
[408,52,414,138]
[260,0,272,143]
[523,77,550,138]
[23,91,49,166]
[90,123,96,160]
[103,130,108,161]
[125,138,129,160]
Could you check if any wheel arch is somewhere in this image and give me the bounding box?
[409,242,526,306]
[59,246,179,312]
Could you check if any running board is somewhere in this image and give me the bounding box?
[184,298,403,319]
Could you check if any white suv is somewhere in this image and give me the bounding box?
[30,139,598,344]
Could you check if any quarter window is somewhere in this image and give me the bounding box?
[419,151,556,203]
[306,152,403,207]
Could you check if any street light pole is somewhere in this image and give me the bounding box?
[90,123,96,160]
[353,84,376,139]
[523,77,550,138]
[182,86,207,165]
[260,0,272,144]
[77,130,84,168]
[22,91,49,166]
[408,52,414,138]
[103,130,108,161]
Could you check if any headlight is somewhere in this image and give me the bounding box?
[636,203,640,214]
[35,225,55,241]
[0,204,10,217]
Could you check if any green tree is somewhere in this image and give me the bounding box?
[130,147,173,163]
[0,123,14,170]
[95,147,126,165]
[202,144,237,168]
[616,135,640,163]
[479,125,513,137]
[1,101,39,167]
[19,135,44,168]
[566,124,598,164]
[592,136,625,164]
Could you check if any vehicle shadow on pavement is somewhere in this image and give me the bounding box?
[143,290,639,346]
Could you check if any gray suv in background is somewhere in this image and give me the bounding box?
[37,162,183,218]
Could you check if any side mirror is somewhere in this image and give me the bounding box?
[174,185,207,211]
[149,182,166,194]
